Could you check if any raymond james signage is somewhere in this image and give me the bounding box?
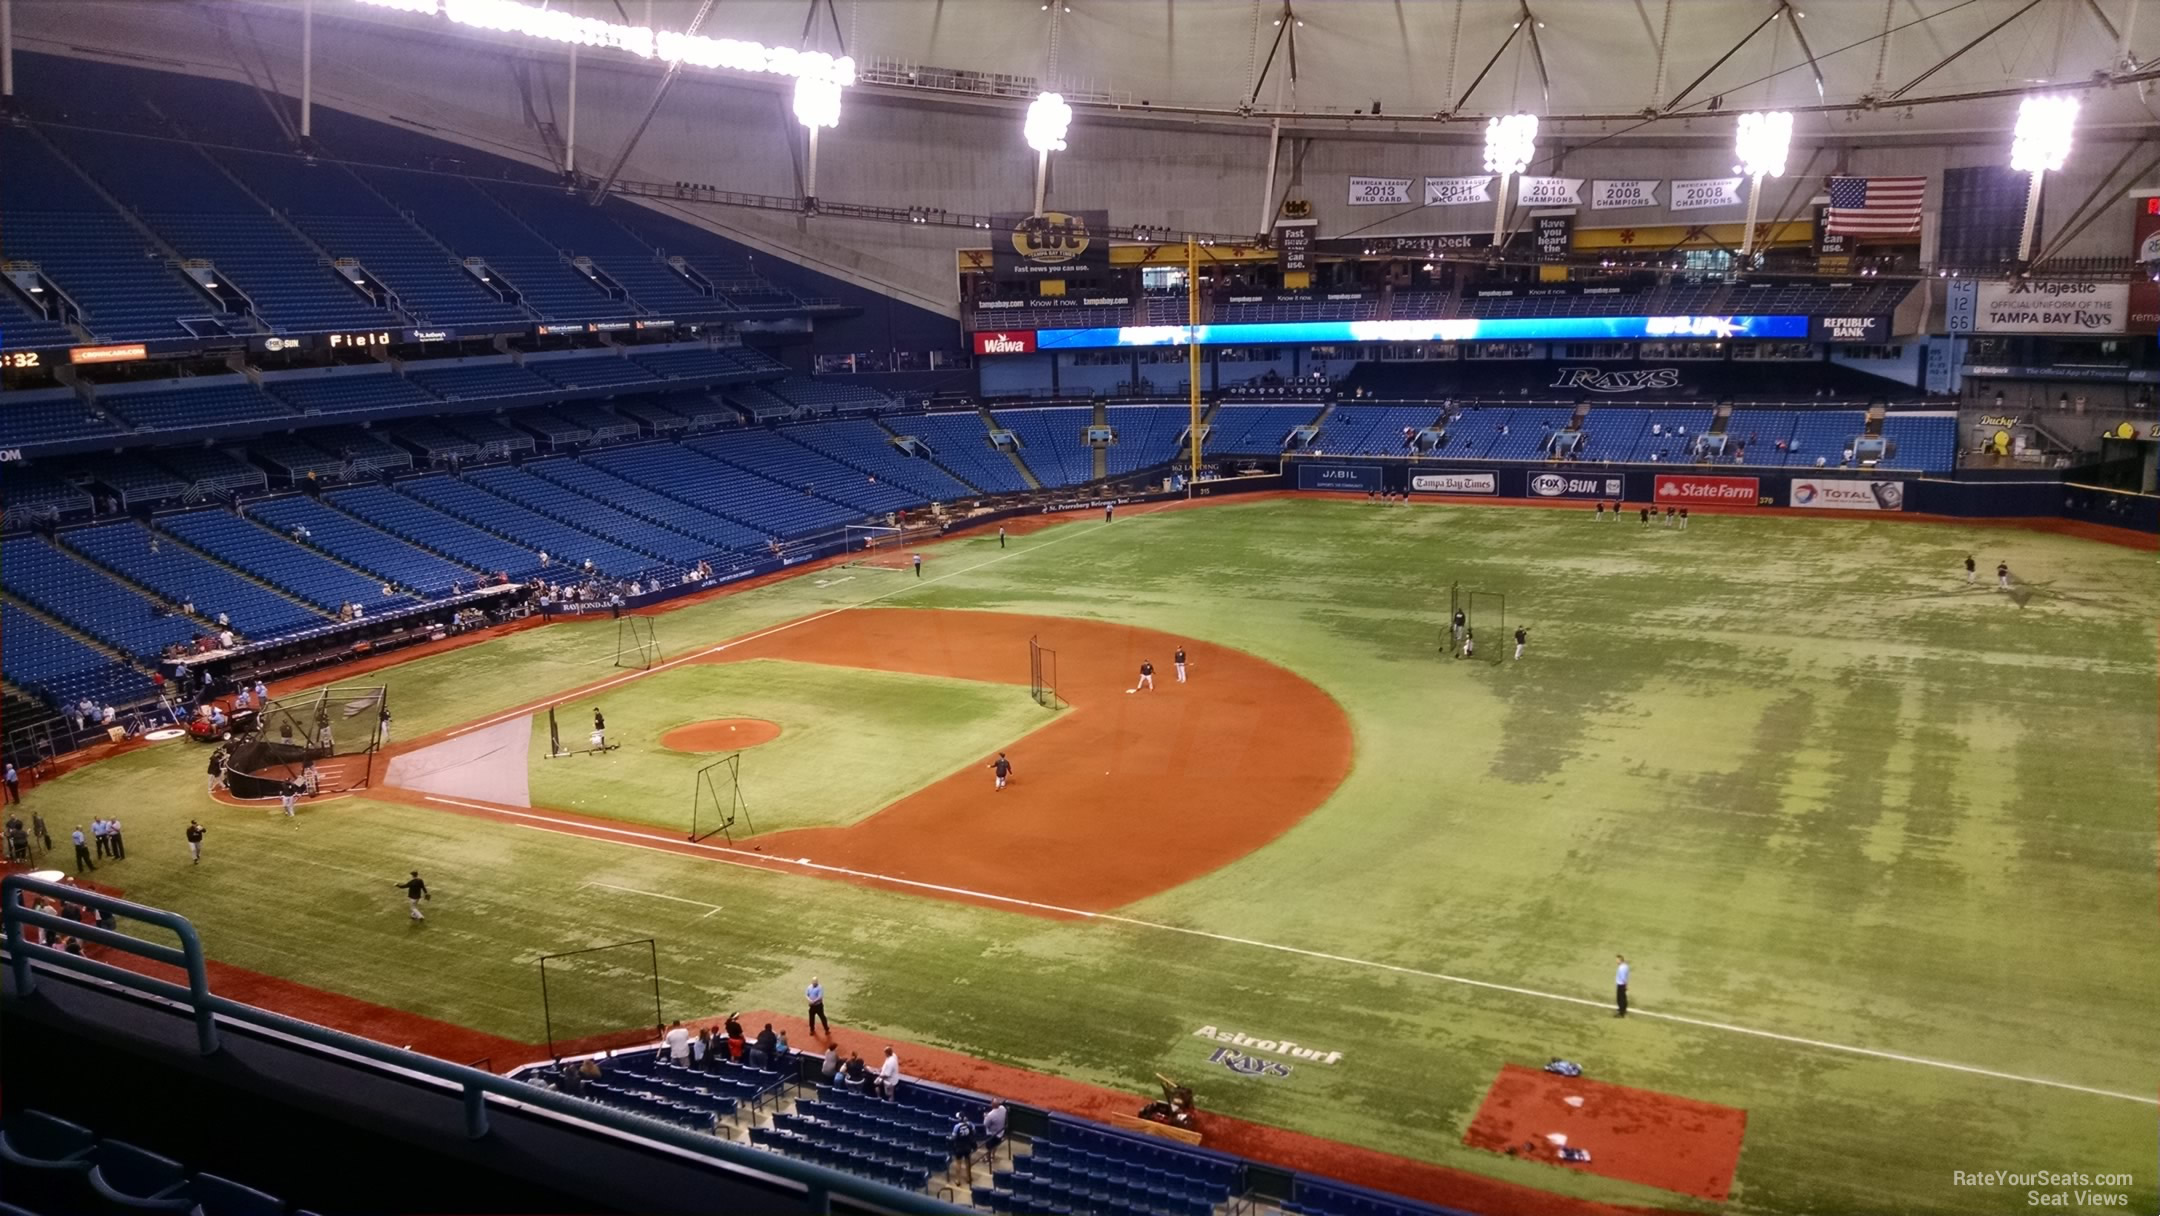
[1550,366,1681,393]
[1972,280,2128,334]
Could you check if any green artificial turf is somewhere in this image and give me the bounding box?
[19,501,2158,1215]
[525,659,1052,831]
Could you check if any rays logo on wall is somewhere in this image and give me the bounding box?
[1550,367,1682,393]
[1207,1048,1293,1079]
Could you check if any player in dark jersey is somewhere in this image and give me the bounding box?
[989,752,1013,791]
[1136,660,1154,691]
[1174,647,1188,683]
[1513,626,1528,661]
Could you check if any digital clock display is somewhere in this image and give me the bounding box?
[2,351,43,370]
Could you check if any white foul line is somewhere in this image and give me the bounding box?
[425,796,2156,1108]
[445,517,1119,739]
[577,881,722,913]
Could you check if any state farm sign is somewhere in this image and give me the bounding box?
[972,330,1037,355]
[1654,474,1761,506]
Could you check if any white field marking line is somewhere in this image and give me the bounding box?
[577,880,722,913]
[428,795,2156,1107]
[444,519,1117,738]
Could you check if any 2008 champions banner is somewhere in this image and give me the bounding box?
[1590,179,1661,210]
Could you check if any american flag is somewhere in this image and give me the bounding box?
[1825,176,1926,237]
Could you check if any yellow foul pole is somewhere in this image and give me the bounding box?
[1186,237,1201,486]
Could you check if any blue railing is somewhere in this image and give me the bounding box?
[0,876,966,1215]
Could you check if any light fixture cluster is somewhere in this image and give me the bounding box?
[793,77,843,130]
[1733,110,1792,179]
[1483,113,1537,176]
[1025,93,1074,153]
[355,0,857,88]
[2009,94,2078,173]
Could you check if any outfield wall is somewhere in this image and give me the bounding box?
[1287,458,2159,536]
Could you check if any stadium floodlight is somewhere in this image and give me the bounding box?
[793,75,843,205]
[354,1,858,90]
[2009,94,2077,260]
[1733,111,1791,257]
[1483,113,1537,245]
[1024,93,1072,215]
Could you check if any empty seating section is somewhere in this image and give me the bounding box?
[589,443,857,539]
[158,509,385,614]
[1287,1177,1477,1216]
[892,412,1029,493]
[305,427,414,472]
[528,458,766,552]
[1205,404,1317,454]
[246,435,340,481]
[0,127,212,341]
[52,129,392,334]
[0,396,124,449]
[728,346,790,376]
[1600,408,1712,463]
[560,1053,781,1135]
[155,448,266,495]
[528,356,663,391]
[690,430,920,514]
[0,1107,321,1216]
[406,362,554,401]
[1,468,95,518]
[750,1087,948,1193]
[994,408,1094,486]
[99,381,292,432]
[63,520,324,637]
[632,347,767,380]
[392,420,480,462]
[249,495,474,597]
[359,169,633,320]
[480,182,726,317]
[1,536,201,660]
[267,371,438,416]
[1105,406,1187,475]
[0,600,151,707]
[774,377,891,414]
[616,399,693,434]
[71,457,187,508]
[536,402,641,443]
[442,416,536,457]
[613,215,798,311]
[0,289,78,349]
[992,1120,1239,1216]
[325,483,543,581]
[466,465,713,566]
[1724,409,1802,458]
[1479,410,1580,461]
[396,474,657,578]
[726,383,797,419]
[1314,405,1444,454]
[781,420,973,501]
[1880,414,1956,470]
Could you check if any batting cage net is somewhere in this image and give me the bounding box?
[225,685,386,797]
[537,938,664,1057]
[614,616,660,670]
[689,752,755,843]
[1440,585,1508,662]
[1029,634,1062,709]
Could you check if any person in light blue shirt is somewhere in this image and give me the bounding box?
[806,977,831,1037]
[1614,955,1631,1018]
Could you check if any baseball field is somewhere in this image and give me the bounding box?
[28,495,2159,1215]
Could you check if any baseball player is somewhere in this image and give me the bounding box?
[1459,628,1475,660]
[1450,609,1466,648]
[989,752,1013,791]
[1514,626,1528,661]
[1996,561,2011,591]
[1174,647,1188,683]
[1964,554,1976,585]
[913,553,923,578]
[185,820,206,864]
[399,871,430,921]
[280,785,298,820]
[1136,660,1154,691]
[591,707,606,751]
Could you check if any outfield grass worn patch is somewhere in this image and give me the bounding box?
[525,659,1051,832]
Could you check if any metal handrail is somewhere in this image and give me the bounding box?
[1,876,966,1215]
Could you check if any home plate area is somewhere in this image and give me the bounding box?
[1461,1063,1747,1201]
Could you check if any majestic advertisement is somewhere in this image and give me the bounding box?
[1423,175,1494,207]
[1031,313,1810,351]
[1971,280,2129,334]
[1297,463,1383,492]
[1811,315,1891,343]
[1790,478,1905,511]
[972,330,1037,355]
[1411,471,1497,495]
[1590,179,1661,211]
[1348,177,1414,206]
[1516,176,1584,207]
[1669,177,1743,211]
[1528,473,1624,499]
[1653,474,1763,506]
[992,210,1109,278]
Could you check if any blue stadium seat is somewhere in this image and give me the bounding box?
[248,495,479,597]
[265,371,439,418]
[357,168,636,321]
[887,412,1028,493]
[324,483,545,582]
[395,474,659,579]
[781,420,974,502]
[2,535,202,662]
[87,1139,191,1211]
[158,509,389,615]
[690,429,924,514]
[525,458,766,553]
[98,382,294,433]
[991,408,1095,486]
[0,1109,97,1213]
[587,442,854,540]
[62,520,326,638]
[466,465,717,566]
[1104,405,1189,474]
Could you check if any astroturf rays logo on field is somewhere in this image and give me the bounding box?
[1192,1026,1342,1066]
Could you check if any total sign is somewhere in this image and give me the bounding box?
[1529,473,1622,499]
[1653,474,1764,506]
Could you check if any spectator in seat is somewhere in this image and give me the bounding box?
[752,1023,778,1068]
[663,1020,690,1065]
[821,1045,841,1083]
[692,1027,709,1066]
[877,1047,901,1099]
[981,1099,1008,1157]
[842,1051,870,1092]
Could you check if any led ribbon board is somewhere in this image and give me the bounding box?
[1032,315,1811,350]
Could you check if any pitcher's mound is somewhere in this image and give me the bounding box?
[660,718,782,752]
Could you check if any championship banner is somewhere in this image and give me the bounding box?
[1971,280,2128,334]
[1670,177,1743,211]
[1790,478,1904,511]
[1274,219,1317,274]
[1348,176,1414,206]
[1424,175,1493,207]
[1590,179,1661,211]
[992,210,1109,278]
[1516,176,1583,207]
